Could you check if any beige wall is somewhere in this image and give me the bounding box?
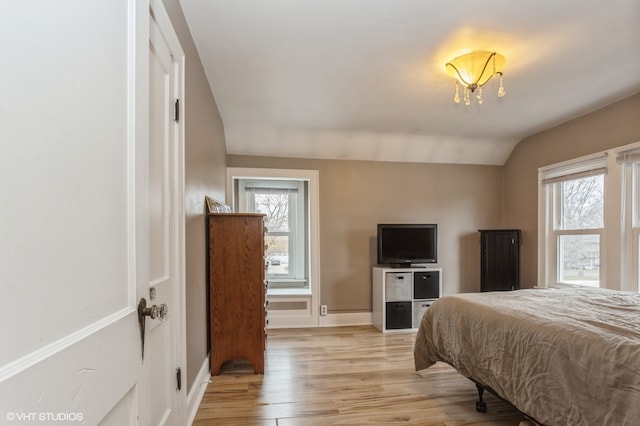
[228,155,504,312]
[504,92,640,288]
[162,0,227,393]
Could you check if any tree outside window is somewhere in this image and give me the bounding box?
[255,193,291,275]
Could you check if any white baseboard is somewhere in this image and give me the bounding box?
[186,355,211,426]
[267,314,316,328]
[318,312,372,327]
[266,312,373,329]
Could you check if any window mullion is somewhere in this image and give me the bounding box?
[556,228,603,236]
[553,184,562,230]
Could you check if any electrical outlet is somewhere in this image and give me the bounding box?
[320,305,328,316]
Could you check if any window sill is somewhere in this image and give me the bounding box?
[553,282,600,289]
[267,287,312,296]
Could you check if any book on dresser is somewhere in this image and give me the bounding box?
[208,213,267,375]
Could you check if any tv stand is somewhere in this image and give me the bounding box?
[388,263,412,268]
[372,266,442,332]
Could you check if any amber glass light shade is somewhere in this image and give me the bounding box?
[445,51,506,105]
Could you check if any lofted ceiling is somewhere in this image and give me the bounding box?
[179,0,640,165]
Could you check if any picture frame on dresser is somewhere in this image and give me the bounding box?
[205,196,232,213]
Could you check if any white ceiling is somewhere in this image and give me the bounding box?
[179,0,640,165]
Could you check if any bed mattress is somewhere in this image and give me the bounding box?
[414,288,640,425]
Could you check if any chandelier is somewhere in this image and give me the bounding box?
[445,51,506,105]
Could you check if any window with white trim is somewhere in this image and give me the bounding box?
[540,155,606,288]
[539,143,640,292]
[619,148,640,292]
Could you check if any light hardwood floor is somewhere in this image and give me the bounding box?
[194,326,531,425]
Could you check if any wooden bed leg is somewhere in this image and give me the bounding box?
[475,384,487,413]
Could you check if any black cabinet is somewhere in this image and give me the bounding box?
[479,229,520,291]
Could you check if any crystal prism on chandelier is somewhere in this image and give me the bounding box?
[446,51,506,105]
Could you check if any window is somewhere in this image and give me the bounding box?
[620,149,640,292]
[540,154,607,288]
[553,175,604,286]
[540,144,640,292]
[237,179,308,286]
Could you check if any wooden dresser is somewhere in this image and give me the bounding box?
[208,213,266,375]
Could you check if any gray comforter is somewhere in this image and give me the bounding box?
[414,288,640,426]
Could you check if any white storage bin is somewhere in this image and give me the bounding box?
[412,300,432,328]
[384,272,412,301]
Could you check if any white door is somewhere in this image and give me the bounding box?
[0,1,185,424]
[139,0,186,424]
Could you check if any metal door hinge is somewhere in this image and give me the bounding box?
[174,99,180,123]
[176,367,182,391]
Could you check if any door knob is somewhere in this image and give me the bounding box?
[138,297,160,359]
[141,302,160,319]
[137,298,169,359]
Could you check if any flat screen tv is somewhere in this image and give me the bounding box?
[377,224,437,266]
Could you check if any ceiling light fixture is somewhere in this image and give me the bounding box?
[445,51,506,105]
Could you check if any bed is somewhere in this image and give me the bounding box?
[414,287,640,425]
